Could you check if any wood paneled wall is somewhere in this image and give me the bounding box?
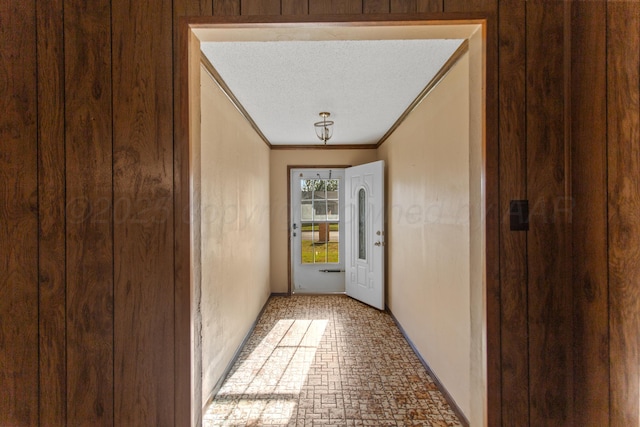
[607,3,640,425]
[526,2,573,424]
[1,1,638,426]
[112,0,175,424]
[36,0,66,424]
[64,1,114,423]
[497,0,527,424]
[1,2,39,425]
[571,2,609,426]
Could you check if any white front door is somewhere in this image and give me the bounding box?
[345,160,385,310]
[290,168,345,293]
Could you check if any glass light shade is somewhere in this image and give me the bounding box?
[314,121,334,142]
[314,112,334,143]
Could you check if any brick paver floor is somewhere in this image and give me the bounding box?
[203,295,463,426]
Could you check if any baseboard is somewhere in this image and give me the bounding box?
[386,307,470,427]
[291,291,346,296]
[270,292,290,297]
[202,294,273,409]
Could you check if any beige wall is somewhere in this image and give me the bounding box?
[269,149,377,293]
[199,65,271,405]
[378,51,483,424]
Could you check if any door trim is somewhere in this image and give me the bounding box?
[178,15,496,427]
[286,165,352,295]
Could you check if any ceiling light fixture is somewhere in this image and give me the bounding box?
[314,112,334,144]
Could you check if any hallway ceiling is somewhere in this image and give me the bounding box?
[200,38,464,146]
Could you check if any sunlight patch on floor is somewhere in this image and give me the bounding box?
[204,319,328,425]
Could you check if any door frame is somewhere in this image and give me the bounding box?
[287,165,351,295]
[177,13,497,427]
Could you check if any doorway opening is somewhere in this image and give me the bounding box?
[289,161,386,311]
[178,15,491,427]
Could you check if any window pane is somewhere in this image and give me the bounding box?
[358,188,366,260]
[299,176,340,264]
[301,222,314,264]
[314,242,328,263]
[313,200,327,221]
[327,223,339,263]
[326,200,339,221]
[301,201,313,222]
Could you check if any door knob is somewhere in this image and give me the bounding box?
[375,241,381,246]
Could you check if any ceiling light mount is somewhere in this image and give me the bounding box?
[314,112,334,144]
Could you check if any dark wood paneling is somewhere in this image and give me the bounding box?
[417,0,442,13]
[214,0,240,15]
[64,0,114,424]
[175,0,213,16]
[498,1,527,426]
[0,2,39,425]
[571,2,609,426]
[484,14,501,427]
[392,0,442,13]
[37,0,67,424]
[112,0,175,424]
[608,3,640,426]
[364,0,389,14]
[526,2,573,425]
[242,0,281,15]
[390,0,415,13]
[309,0,362,14]
[473,9,503,427]
[282,0,308,15]
[443,0,492,13]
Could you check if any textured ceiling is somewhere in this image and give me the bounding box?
[201,38,464,145]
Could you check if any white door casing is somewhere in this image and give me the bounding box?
[345,160,385,310]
